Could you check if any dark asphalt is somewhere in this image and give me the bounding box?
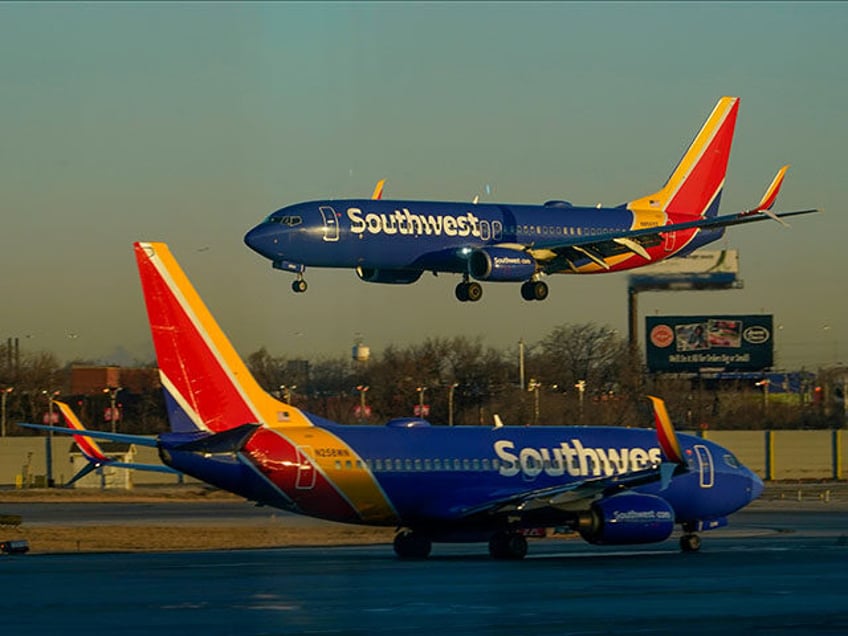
[1,508,847,635]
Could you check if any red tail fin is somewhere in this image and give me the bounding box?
[134,242,311,433]
[629,97,739,218]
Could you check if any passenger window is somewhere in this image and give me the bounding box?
[434,459,442,471]
[472,459,480,471]
[414,459,422,471]
[404,459,412,471]
[424,459,432,471]
[462,458,470,471]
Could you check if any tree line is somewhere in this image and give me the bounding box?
[0,324,841,434]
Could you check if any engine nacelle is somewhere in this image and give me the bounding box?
[577,492,675,545]
[356,266,423,285]
[469,248,537,282]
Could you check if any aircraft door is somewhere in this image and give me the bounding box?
[664,230,677,252]
[694,444,714,488]
[295,446,317,490]
[319,206,339,242]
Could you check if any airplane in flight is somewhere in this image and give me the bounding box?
[51,399,180,487]
[21,242,763,558]
[244,96,817,302]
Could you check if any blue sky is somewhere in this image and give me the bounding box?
[2,2,845,370]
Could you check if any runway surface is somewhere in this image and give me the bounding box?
[2,508,847,635]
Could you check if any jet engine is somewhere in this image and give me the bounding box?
[577,491,675,545]
[356,266,423,285]
[469,247,537,282]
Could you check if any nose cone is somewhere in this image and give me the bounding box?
[749,470,764,502]
[244,222,279,259]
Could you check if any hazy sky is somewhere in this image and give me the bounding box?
[2,2,845,371]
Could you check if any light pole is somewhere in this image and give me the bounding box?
[103,386,123,434]
[518,338,525,390]
[575,380,586,424]
[756,378,770,417]
[41,390,60,488]
[356,385,370,422]
[279,385,296,404]
[416,386,427,417]
[528,378,542,426]
[1,387,13,437]
[448,382,459,426]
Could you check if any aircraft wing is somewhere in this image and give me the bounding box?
[454,461,681,520]
[532,206,819,271]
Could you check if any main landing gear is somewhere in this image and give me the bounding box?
[488,531,529,560]
[455,276,550,302]
[520,280,548,302]
[680,533,702,552]
[393,529,432,559]
[455,278,483,302]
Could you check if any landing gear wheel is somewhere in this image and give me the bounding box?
[292,279,308,293]
[680,533,702,552]
[393,530,432,559]
[521,281,548,301]
[488,531,528,560]
[455,282,469,302]
[455,282,483,302]
[531,280,548,301]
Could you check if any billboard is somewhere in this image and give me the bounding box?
[646,315,773,373]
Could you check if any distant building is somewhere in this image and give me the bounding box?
[69,365,159,395]
[67,441,137,489]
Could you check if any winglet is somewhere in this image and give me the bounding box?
[756,165,789,211]
[493,414,504,429]
[647,396,684,464]
[754,165,791,227]
[371,179,386,200]
[54,400,108,462]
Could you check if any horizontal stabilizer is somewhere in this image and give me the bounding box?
[17,423,159,447]
[173,423,261,453]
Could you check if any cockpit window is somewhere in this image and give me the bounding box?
[723,454,740,469]
[268,215,302,227]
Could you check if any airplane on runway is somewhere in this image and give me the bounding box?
[244,96,817,302]
[21,241,764,559]
[52,399,180,487]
